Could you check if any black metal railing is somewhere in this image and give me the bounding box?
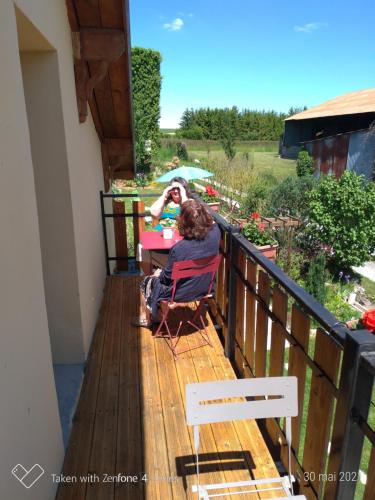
[99,190,375,499]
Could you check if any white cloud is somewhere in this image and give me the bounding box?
[178,12,194,18]
[294,22,328,33]
[163,18,184,31]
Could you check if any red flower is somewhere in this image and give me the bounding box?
[205,185,218,197]
[251,212,260,220]
[258,222,265,231]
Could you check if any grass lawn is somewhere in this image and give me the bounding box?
[158,139,296,185]
[361,276,375,303]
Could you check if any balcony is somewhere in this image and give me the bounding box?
[57,192,375,499]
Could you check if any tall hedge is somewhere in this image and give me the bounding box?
[131,47,162,171]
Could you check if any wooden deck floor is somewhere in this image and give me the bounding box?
[56,276,283,500]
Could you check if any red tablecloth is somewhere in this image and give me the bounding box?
[140,230,183,250]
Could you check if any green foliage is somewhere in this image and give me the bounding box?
[242,220,276,246]
[296,150,314,177]
[179,106,287,141]
[325,283,361,322]
[304,252,327,305]
[175,125,204,140]
[306,171,375,268]
[176,141,188,160]
[267,175,318,216]
[132,47,162,172]
[242,177,272,214]
[276,249,305,284]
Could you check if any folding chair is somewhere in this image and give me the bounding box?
[186,376,306,499]
[154,254,222,358]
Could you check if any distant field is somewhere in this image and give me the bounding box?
[161,138,278,152]
[158,139,296,184]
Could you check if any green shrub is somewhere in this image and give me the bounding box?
[276,248,306,284]
[242,179,270,214]
[306,171,375,268]
[296,150,314,177]
[176,141,188,160]
[132,47,162,172]
[325,283,361,322]
[177,126,204,140]
[267,175,318,217]
[304,252,327,305]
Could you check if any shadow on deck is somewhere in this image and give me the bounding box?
[56,276,281,499]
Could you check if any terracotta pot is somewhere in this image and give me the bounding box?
[207,201,220,212]
[255,244,278,262]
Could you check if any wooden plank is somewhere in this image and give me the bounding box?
[89,67,117,137]
[269,287,288,378]
[138,293,173,499]
[195,320,283,498]
[108,56,132,138]
[65,0,80,31]
[56,279,110,500]
[105,137,132,157]
[244,259,256,373]
[115,277,143,499]
[254,271,271,378]
[263,417,317,499]
[288,305,310,454]
[185,340,261,499]
[302,329,341,498]
[86,277,123,499]
[99,0,124,29]
[75,0,101,27]
[154,335,195,498]
[235,249,246,351]
[364,444,375,500]
[112,199,128,271]
[174,331,231,498]
[79,28,125,61]
[265,287,288,447]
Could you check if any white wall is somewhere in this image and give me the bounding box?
[15,0,106,358]
[0,0,108,497]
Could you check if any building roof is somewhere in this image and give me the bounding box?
[66,1,134,187]
[285,88,375,121]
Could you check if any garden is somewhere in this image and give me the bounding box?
[114,136,375,327]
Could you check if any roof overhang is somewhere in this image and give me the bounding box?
[285,88,375,121]
[66,0,135,189]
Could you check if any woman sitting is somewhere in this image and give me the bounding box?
[150,176,190,230]
[133,199,221,327]
[137,177,191,273]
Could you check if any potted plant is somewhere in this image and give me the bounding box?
[242,212,278,261]
[201,185,221,211]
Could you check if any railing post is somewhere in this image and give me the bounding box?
[133,200,145,271]
[324,329,375,499]
[100,191,110,276]
[225,226,240,360]
[113,197,128,271]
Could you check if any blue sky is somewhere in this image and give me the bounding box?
[129,0,375,128]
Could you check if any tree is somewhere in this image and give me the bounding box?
[304,252,327,305]
[306,171,375,268]
[296,150,314,177]
[132,47,162,172]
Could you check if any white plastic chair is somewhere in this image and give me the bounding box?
[186,376,306,499]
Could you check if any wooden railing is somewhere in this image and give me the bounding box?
[209,212,375,500]
[100,191,375,499]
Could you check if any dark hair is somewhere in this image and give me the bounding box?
[165,176,191,203]
[177,200,213,240]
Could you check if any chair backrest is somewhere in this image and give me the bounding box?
[186,377,298,426]
[170,254,222,301]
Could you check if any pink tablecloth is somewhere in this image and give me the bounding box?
[140,230,183,251]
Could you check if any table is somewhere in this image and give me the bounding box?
[140,230,183,250]
[139,230,183,274]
